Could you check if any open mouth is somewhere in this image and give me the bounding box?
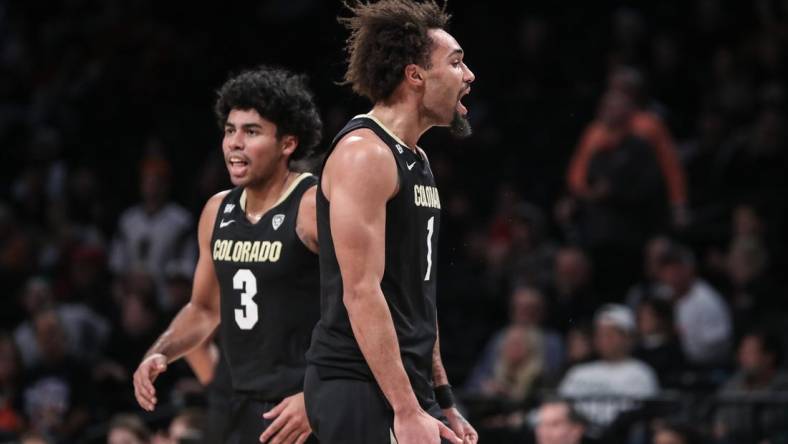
[457,87,471,115]
[228,157,249,176]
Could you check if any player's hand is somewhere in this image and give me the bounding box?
[260,392,312,444]
[133,353,168,411]
[394,408,461,444]
[444,407,478,444]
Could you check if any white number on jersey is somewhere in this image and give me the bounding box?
[233,269,258,329]
[424,216,435,281]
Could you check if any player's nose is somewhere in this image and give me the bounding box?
[225,132,244,150]
[463,63,475,84]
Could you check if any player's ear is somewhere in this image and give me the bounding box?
[280,135,298,157]
[404,64,424,87]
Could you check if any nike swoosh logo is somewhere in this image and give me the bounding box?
[219,219,235,228]
[406,161,416,170]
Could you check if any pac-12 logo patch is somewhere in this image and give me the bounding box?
[224,204,235,214]
[272,214,285,230]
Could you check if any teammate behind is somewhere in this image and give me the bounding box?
[133,66,322,444]
[305,1,477,443]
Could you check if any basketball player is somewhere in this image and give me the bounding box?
[304,1,478,443]
[133,66,322,444]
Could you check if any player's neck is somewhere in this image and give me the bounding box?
[368,103,430,150]
[242,168,295,222]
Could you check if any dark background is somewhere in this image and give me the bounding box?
[1,0,787,443]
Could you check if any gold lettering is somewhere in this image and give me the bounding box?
[213,240,221,260]
[249,241,260,262]
[270,241,282,262]
[231,242,243,262]
[258,241,271,262]
[221,240,233,260]
[240,241,251,262]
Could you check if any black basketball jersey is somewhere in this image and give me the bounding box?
[211,173,320,399]
[307,115,442,409]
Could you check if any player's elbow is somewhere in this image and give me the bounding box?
[342,281,379,310]
[187,301,220,326]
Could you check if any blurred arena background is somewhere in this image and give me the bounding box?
[1,1,788,443]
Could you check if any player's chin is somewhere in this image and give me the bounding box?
[448,111,472,138]
[228,174,251,187]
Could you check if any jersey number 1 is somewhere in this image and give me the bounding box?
[233,269,258,330]
[424,216,434,281]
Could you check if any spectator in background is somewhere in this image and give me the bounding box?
[564,86,688,298]
[20,308,91,442]
[624,235,673,310]
[534,399,587,444]
[0,333,24,439]
[467,286,564,390]
[475,325,544,403]
[109,154,196,310]
[96,269,198,415]
[655,243,732,367]
[107,414,151,444]
[559,304,658,435]
[731,204,765,240]
[724,236,779,336]
[14,276,110,368]
[57,245,113,316]
[152,408,205,444]
[485,198,557,296]
[714,331,788,443]
[560,324,594,379]
[547,247,597,334]
[633,298,686,388]
[605,66,688,224]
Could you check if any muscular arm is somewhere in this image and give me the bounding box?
[143,192,225,363]
[184,335,219,385]
[432,327,449,387]
[324,132,421,414]
[296,185,318,254]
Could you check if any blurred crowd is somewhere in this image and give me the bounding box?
[1,1,788,443]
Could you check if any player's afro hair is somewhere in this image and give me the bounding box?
[214,66,323,165]
[340,0,451,103]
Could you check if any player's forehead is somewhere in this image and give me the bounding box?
[427,28,463,61]
[226,108,274,128]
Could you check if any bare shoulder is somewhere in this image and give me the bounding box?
[324,129,398,199]
[329,129,395,171]
[202,190,232,219]
[197,190,232,238]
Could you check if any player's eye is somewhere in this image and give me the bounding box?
[224,127,235,135]
[246,129,259,136]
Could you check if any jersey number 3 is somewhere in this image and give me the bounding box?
[233,269,258,330]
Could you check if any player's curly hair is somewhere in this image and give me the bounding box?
[340,0,451,103]
[214,66,323,165]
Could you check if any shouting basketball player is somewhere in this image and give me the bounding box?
[305,1,478,443]
[133,66,322,444]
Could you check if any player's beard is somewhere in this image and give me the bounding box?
[449,111,472,138]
